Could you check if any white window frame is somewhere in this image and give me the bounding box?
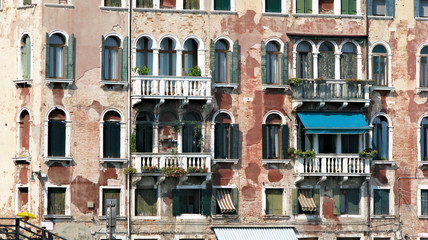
[337,184,365,218]
[99,108,127,161]
[370,186,394,216]
[262,186,287,216]
[43,106,72,162]
[156,34,182,76]
[132,34,157,74]
[339,40,363,80]
[132,186,161,220]
[416,42,428,93]
[182,35,206,76]
[295,185,321,219]
[43,184,71,216]
[17,33,33,81]
[418,185,428,217]
[175,185,206,220]
[46,31,73,84]
[99,186,126,217]
[262,0,287,14]
[292,40,316,79]
[419,233,428,240]
[293,0,362,15]
[100,0,126,8]
[212,36,235,87]
[211,0,235,11]
[210,110,236,161]
[369,112,393,161]
[315,40,340,79]
[15,184,31,214]
[16,108,32,158]
[368,41,393,88]
[417,114,428,162]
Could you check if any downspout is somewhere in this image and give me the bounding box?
[127,0,132,239]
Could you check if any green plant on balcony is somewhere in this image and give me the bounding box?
[358,148,378,158]
[142,165,161,173]
[288,147,296,158]
[295,149,316,159]
[424,156,428,161]
[124,167,137,175]
[378,156,386,160]
[289,78,303,86]
[162,166,187,177]
[188,166,209,173]
[134,65,150,75]
[130,128,137,153]
[187,66,201,77]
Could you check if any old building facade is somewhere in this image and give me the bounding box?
[0,0,428,239]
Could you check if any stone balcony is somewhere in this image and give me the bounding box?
[132,153,211,174]
[295,154,371,179]
[131,75,212,105]
[291,79,371,110]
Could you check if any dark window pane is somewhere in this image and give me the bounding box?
[184,0,199,9]
[105,0,121,7]
[422,189,428,215]
[374,189,389,215]
[48,120,66,156]
[266,0,281,12]
[136,0,153,7]
[180,189,201,214]
[319,134,336,153]
[103,189,121,215]
[373,0,386,15]
[341,135,359,153]
[135,189,157,216]
[103,121,121,158]
[214,0,230,10]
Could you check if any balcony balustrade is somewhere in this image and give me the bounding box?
[132,153,211,173]
[295,154,370,176]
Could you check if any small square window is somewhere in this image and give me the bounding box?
[265,189,283,215]
[421,0,428,17]
[136,0,153,8]
[47,187,66,215]
[104,0,121,7]
[373,189,390,215]
[135,188,157,216]
[265,0,281,13]
[102,188,121,216]
[214,0,230,11]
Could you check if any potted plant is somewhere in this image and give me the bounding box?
[124,167,137,175]
[288,147,296,158]
[162,166,187,178]
[188,166,209,173]
[295,149,316,159]
[424,156,428,161]
[142,165,161,173]
[134,65,150,75]
[358,148,378,159]
[187,66,201,77]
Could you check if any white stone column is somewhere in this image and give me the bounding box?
[292,51,297,78]
[313,52,319,79]
[368,53,373,80]
[152,48,159,76]
[336,134,342,154]
[335,53,341,80]
[388,54,392,87]
[357,53,362,80]
[153,124,159,153]
[176,49,183,76]
[198,49,205,76]
[313,134,319,153]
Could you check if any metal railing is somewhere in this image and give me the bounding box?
[0,218,66,240]
[295,154,370,175]
[132,153,211,173]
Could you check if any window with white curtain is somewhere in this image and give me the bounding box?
[49,34,65,79]
[420,46,428,87]
[266,42,280,84]
[136,37,153,75]
[159,38,177,76]
[104,37,120,80]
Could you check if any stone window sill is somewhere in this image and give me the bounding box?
[372,160,396,166]
[212,158,239,165]
[100,80,129,88]
[210,10,237,15]
[99,6,128,11]
[371,215,395,219]
[44,3,74,8]
[43,215,72,220]
[14,79,33,87]
[45,78,74,85]
[134,8,207,14]
[262,84,289,90]
[371,86,395,92]
[17,5,35,10]
[13,156,31,163]
[100,158,128,164]
[213,83,238,89]
[262,159,290,165]
[262,12,288,17]
[292,13,363,19]
[368,16,393,20]
[44,157,73,163]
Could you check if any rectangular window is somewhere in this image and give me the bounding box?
[340,189,360,214]
[160,0,176,8]
[265,0,281,13]
[215,123,230,158]
[47,187,66,215]
[184,0,199,9]
[341,135,359,153]
[265,189,283,215]
[297,189,318,214]
[136,0,153,8]
[173,188,211,216]
[422,189,428,215]
[104,0,121,7]
[341,0,357,14]
[296,0,312,13]
[421,56,428,87]
[372,0,386,15]
[373,55,387,86]
[373,189,389,215]
[135,189,157,216]
[18,187,29,212]
[213,188,237,214]
[23,0,32,5]
[318,134,336,153]
[102,188,121,216]
[422,0,428,17]
[319,0,334,14]
[267,125,281,159]
[48,120,66,157]
[214,0,230,10]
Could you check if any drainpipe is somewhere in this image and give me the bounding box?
[127,0,132,239]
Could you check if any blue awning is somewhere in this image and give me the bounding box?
[297,112,369,134]
[214,227,298,240]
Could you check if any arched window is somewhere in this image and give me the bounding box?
[20,35,31,80]
[48,109,66,157]
[296,41,312,79]
[136,112,153,153]
[215,40,230,83]
[103,36,120,80]
[18,110,30,155]
[103,111,121,158]
[421,117,428,160]
[182,112,202,153]
[318,42,335,79]
[266,42,281,84]
[262,113,289,159]
[372,45,388,86]
[183,39,198,75]
[158,111,178,153]
[136,37,153,75]
[49,34,65,79]
[214,113,239,159]
[341,42,357,79]
[159,38,177,76]
[372,116,388,160]
[420,46,428,87]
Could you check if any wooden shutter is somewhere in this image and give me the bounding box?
[341,0,349,14]
[281,42,288,85]
[231,188,239,214]
[262,124,268,159]
[261,41,267,84]
[305,0,312,13]
[210,40,215,82]
[48,120,65,157]
[172,189,181,216]
[215,0,230,10]
[349,0,357,14]
[266,0,281,12]
[46,33,50,78]
[101,35,105,80]
[211,188,217,214]
[230,124,239,159]
[415,0,420,17]
[48,188,65,215]
[136,123,144,152]
[135,189,157,216]
[333,187,341,215]
[266,189,282,215]
[348,189,360,214]
[66,34,74,79]
[144,125,153,152]
[121,36,128,81]
[319,52,335,79]
[292,189,299,215]
[103,189,120,216]
[215,123,226,158]
[281,125,289,159]
[296,0,304,13]
[25,37,31,79]
[184,0,199,9]
[104,122,120,158]
[313,189,320,215]
[201,189,212,216]
[231,40,239,84]
[386,0,394,16]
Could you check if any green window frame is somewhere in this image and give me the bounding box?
[265,189,283,215]
[48,119,66,157]
[21,35,32,80]
[184,0,200,9]
[135,188,157,216]
[296,0,312,13]
[101,35,128,81]
[373,189,389,215]
[102,188,121,216]
[103,121,121,158]
[47,187,66,215]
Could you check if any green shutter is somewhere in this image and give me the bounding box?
[262,124,268,159]
[184,0,199,9]
[201,189,212,216]
[349,0,356,14]
[348,189,360,214]
[281,125,289,159]
[67,34,74,80]
[266,0,281,12]
[48,120,65,157]
[261,41,267,84]
[214,0,230,10]
[121,36,128,81]
[415,0,420,17]
[304,133,312,151]
[211,189,217,214]
[231,40,239,84]
[182,124,193,153]
[380,189,389,215]
[292,189,299,215]
[386,0,394,16]
[266,189,283,215]
[24,36,31,79]
[103,122,111,157]
[172,189,181,216]
[313,189,320,215]
[101,35,105,80]
[231,188,239,214]
[305,0,312,13]
[296,0,304,13]
[135,189,157,216]
[210,40,215,82]
[341,0,348,14]
[281,42,288,85]
[104,122,120,158]
[215,123,226,158]
[333,187,341,215]
[230,124,239,159]
[45,33,50,78]
[48,188,65,215]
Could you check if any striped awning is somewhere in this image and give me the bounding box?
[216,189,236,213]
[298,190,317,212]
